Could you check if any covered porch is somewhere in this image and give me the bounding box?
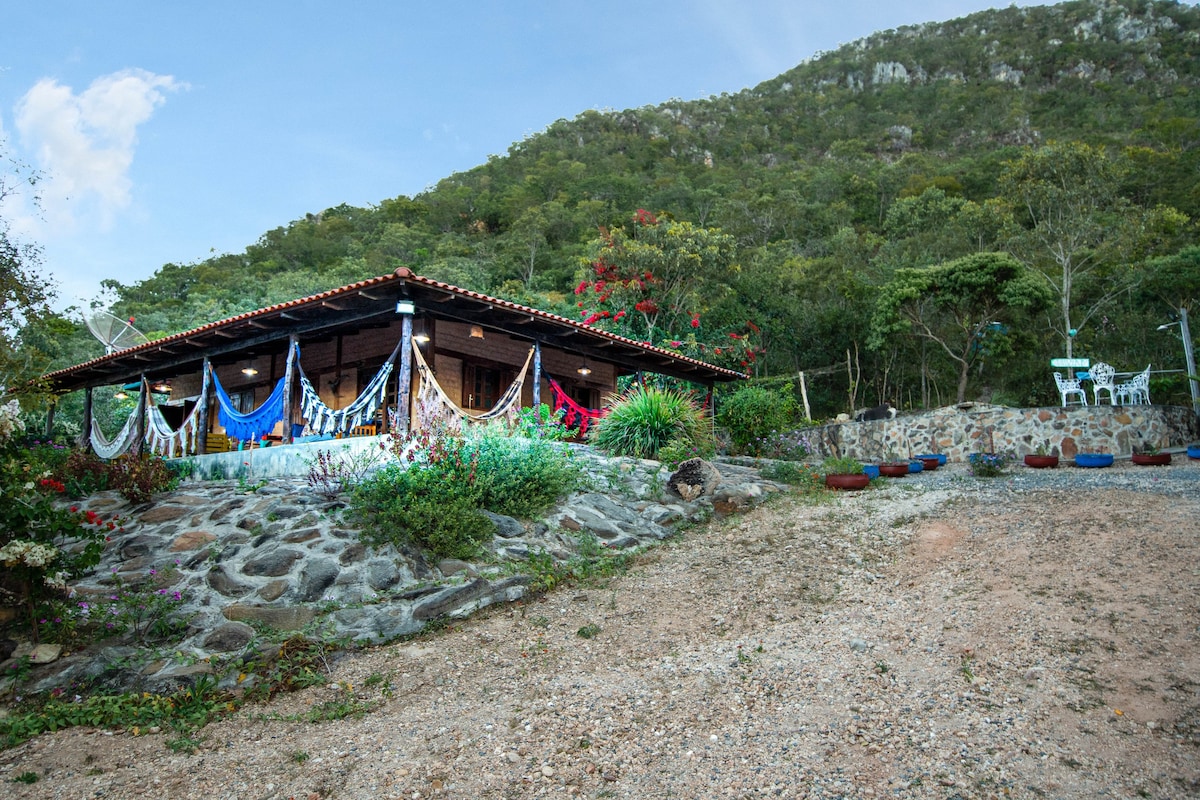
[43,267,744,464]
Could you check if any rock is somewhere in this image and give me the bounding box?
[257,579,290,601]
[296,558,340,602]
[30,643,63,664]
[222,604,316,631]
[202,622,255,652]
[138,504,191,524]
[668,458,722,500]
[242,548,304,577]
[170,530,217,551]
[482,511,525,539]
[207,567,254,598]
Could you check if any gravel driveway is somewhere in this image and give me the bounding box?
[3,458,1199,799]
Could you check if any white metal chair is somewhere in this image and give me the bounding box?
[1089,362,1117,405]
[1115,365,1151,405]
[1054,371,1088,407]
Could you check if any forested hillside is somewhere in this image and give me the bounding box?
[32,0,1200,416]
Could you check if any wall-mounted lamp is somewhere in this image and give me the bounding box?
[414,332,431,344]
[577,364,592,377]
[396,300,415,315]
[469,325,485,339]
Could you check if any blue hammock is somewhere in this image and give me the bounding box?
[211,368,286,441]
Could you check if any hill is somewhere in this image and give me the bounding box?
[35,0,1200,418]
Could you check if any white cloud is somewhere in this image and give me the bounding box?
[13,68,183,231]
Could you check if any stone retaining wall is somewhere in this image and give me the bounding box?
[814,404,1200,461]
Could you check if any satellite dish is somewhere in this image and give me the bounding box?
[84,310,150,354]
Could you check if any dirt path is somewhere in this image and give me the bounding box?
[3,465,1199,799]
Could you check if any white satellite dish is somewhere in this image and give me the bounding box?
[84,310,150,354]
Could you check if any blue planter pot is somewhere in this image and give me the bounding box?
[1188,444,1200,460]
[862,464,880,480]
[914,453,946,465]
[908,460,924,473]
[1074,453,1114,468]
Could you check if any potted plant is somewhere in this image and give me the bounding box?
[822,455,869,491]
[913,454,940,470]
[1023,441,1059,469]
[1189,442,1200,460]
[1074,447,1114,468]
[968,451,1011,477]
[1131,443,1171,466]
[877,449,910,478]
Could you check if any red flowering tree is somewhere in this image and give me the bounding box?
[574,210,764,371]
[575,210,737,345]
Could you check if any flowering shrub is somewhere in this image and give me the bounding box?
[0,404,127,642]
[716,384,799,455]
[352,425,581,560]
[305,441,392,499]
[968,451,1013,478]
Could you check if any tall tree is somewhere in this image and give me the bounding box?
[997,141,1186,358]
[869,252,1052,403]
[1,148,54,392]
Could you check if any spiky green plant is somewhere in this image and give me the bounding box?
[588,385,712,460]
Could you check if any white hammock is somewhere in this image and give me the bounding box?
[297,341,396,436]
[90,382,146,459]
[411,340,533,434]
[145,368,209,458]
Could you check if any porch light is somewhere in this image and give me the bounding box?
[413,332,431,344]
[241,363,259,377]
[396,300,415,315]
[114,390,128,400]
[469,325,485,339]
[577,364,592,376]
[151,381,171,393]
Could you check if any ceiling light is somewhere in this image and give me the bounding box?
[577,364,592,376]
[396,300,415,315]
[241,364,259,377]
[414,332,431,344]
[469,325,485,339]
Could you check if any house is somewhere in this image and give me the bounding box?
[43,268,746,459]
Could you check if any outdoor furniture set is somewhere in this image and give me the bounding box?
[1053,362,1151,408]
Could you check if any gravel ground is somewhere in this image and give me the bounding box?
[3,457,1199,799]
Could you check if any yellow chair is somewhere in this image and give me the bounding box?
[204,433,232,453]
[349,424,378,437]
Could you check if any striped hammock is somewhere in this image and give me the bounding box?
[145,368,209,458]
[411,340,534,434]
[296,338,400,436]
[90,382,146,459]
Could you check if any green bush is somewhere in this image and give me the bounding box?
[588,386,711,460]
[351,426,582,560]
[107,453,177,504]
[716,384,798,455]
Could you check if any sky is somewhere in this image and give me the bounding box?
[0,1,1058,312]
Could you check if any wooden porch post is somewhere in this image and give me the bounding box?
[80,388,93,451]
[532,341,542,411]
[282,336,298,443]
[197,358,211,455]
[44,401,56,439]
[135,376,147,456]
[395,313,414,435]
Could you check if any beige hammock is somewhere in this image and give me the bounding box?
[410,341,534,434]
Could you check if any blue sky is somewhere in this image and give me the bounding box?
[0,1,1054,310]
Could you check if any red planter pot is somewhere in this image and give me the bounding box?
[1023,454,1059,469]
[1132,453,1171,466]
[918,457,940,470]
[878,463,910,478]
[825,473,870,491]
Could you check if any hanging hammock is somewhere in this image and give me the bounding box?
[145,372,207,458]
[90,381,146,459]
[296,337,401,436]
[211,367,286,442]
[545,375,606,434]
[411,340,534,434]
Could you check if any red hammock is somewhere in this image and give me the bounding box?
[546,376,606,434]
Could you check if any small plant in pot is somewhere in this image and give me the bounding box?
[1023,441,1059,469]
[1131,442,1171,466]
[821,455,869,491]
[876,449,910,478]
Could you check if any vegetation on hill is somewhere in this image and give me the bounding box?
[12,0,1200,419]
